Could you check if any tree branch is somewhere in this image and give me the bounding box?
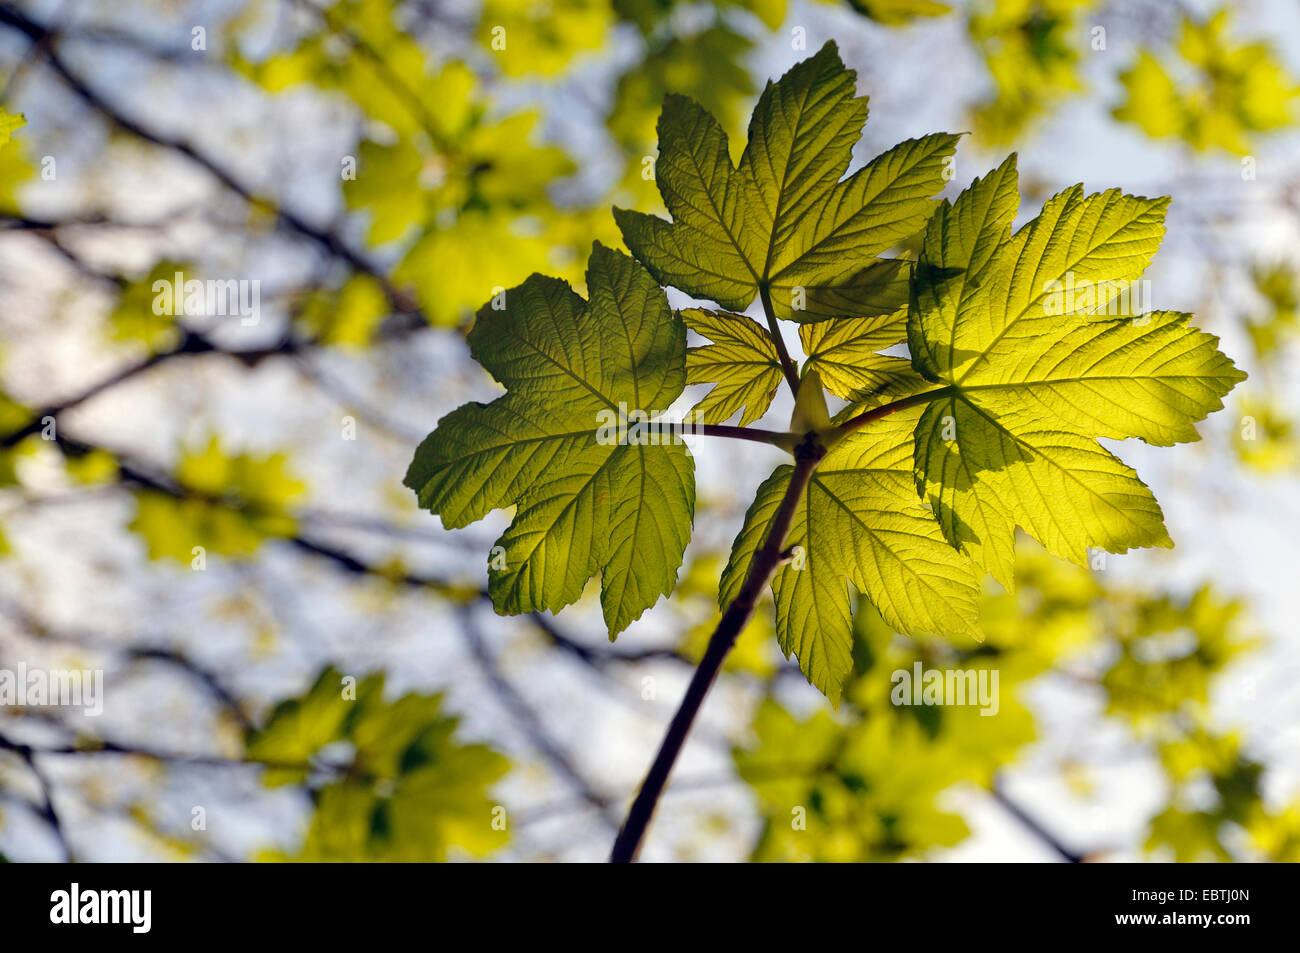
[0,736,71,861]
[609,433,826,861]
[990,776,1085,863]
[0,2,424,323]
[458,606,619,832]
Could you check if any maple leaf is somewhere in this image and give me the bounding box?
[403,45,1247,713]
[681,308,784,426]
[404,243,694,636]
[615,41,958,321]
[907,154,1246,589]
[799,307,927,403]
[720,410,981,703]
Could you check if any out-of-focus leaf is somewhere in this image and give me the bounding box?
[107,261,188,350]
[130,436,306,562]
[843,0,950,26]
[966,0,1091,146]
[1233,397,1298,474]
[477,0,613,77]
[297,275,388,349]
[251,667,510,861]
[1114,8,1300,154]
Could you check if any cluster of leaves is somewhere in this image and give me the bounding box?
[734,545,1295,862]
[228,0,590,329]
[226,0,966,339]
[130,437,306,561]
[1114,7,1300,155]
[1234,263,1300,474]
[410,42,1245,706]
[966,0,1093,146]
[247,667,509,861]
[963,3,1300,155]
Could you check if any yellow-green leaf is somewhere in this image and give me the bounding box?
[908,154,1246,587]
[682,308,783,426]
[616,42,957,321]
[404,243,694,636]
[720,410,981,703]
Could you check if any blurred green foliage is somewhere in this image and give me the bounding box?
[1115,8,1299,155]
[250,667,510,861]
[967,0,1092,146]
[130,437,306,561]
[737,546,1294,862]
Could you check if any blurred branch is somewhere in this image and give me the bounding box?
[0,328,297,448]
[0,596,252,730]
[0,731,360,782]
[0,2,426,325]
[0,734,71,861]
[458,605,620,832]
[990,776,1084,864]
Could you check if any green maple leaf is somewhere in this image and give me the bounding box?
[615,41,958,321]
[681,308,784,426]
[907,154,1246,589]
[800,307,928,403]
[404,242,694,636]
[403,45,1246,710]
[720,410,981,704]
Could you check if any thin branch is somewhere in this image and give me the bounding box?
[990,777,1084,863]
[0,597,252,730]
[0,2,424,323]
[0,736,72,861]
[458,606,620,832]
[688,422,797,449]
[609,433,827,862]
[0,330,222,447]
[0,732,341,774]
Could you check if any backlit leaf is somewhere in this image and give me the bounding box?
[908,154,1245,587]
[405,243,694,635]
[616,41,957,321]
[720,410,981,703]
